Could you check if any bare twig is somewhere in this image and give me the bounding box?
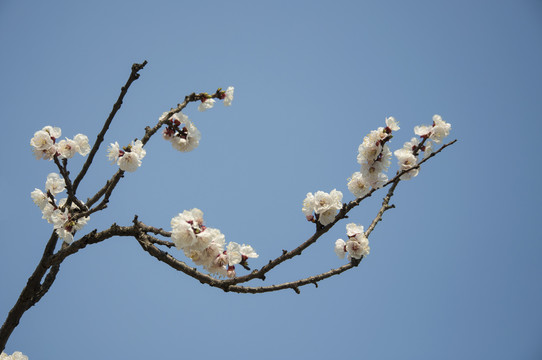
[72,61,148,193]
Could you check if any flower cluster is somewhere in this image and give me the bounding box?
[302,189,343,226]
[30,126,90,160]
[171,208,258,278]
[414,114,452,144]
[394,114,451,180]
[0,351,28,360]
[162,112,201,152]
[107,140,146,172]
[347,117,399,198]
[31,174,88,244]
[197,86,234,112]
[334,223,370,260]
[300,115,451,259]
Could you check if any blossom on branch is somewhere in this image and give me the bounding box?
[45,173,65,195]
[355,118,399,189]
[335,223,370,260]
[347,171,371,198]
[107,140,146,172]
[171,209,257,277]
[30,126,89,161]
[74,134,90,156]
[162,112,202,152]
[302,189,343,225]
[198,98,216,112]
[0,351,28,360]
[223,86,234,106]
[394,145,419,180]
[414,114,451,143]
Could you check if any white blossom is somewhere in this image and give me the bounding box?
[74,133,90,156]
[414,124,432,137]
[227,242,242,265]
[41,203,55,223]
[318,209,337,226]
[340,223,370,259]
[362,171,388,189]
[32,144,57,160]
[108,140,146,172]
[57,138,78,159]
[170,121,201,152]
[394,146,419,180]
[31,188,48,209]
[346,223,365,238]
[30,126,62,161]
[198,98,216,112]
[171,218,196,250]
[56,217,88,244]
[117,151,141,172]
[50,207,89,244]
[430,114,451,143]
[170,209,255,278]
[240,244,258,259]
[313,190,343,215]
[172,112,188,124]
[334,239,347,259]
[107,142,120,163]
[42,126,61,139]
[385,116,400,131]
[404,137,420,150]
[223,86,234,106]
[30,129,54,151]
[302,190,343,225]
[347,172,371,198]
[45,173,65,195]
[413,114,451,143]
[0,351,28,360]
[346,238,370,259]
[302,192,315,217]
[130,140,146,159]
[195,227,224,252]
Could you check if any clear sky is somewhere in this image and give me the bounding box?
[1,0,541,359]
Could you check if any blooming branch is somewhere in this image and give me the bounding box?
[1,60,457,357]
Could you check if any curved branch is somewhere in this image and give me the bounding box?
[226,262,357,294]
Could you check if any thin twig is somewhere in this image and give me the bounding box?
[72,61,148,193]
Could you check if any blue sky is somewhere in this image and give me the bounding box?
[1,0,541,359]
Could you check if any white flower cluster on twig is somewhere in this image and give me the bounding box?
[198,86,234,111]
[12,60,457,357]
[107,139,146,172]
[302,190,343,226]
[299,115,451,260]
[30,126,89,160]
[171,208,258,278]
[0,351,27,360]
[335,223,370,260]
[161,112,201,152]
[31,173,89,244]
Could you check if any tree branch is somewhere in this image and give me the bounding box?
[72,61,148,193]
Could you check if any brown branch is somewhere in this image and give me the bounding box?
[134,233,223,287]
[140,89,225,146]
[226,262,357,294]
[86,89,223,209]
[365,180,399,238]
[0,231,59,352]
[53,157,86,211]
[85,170,123,208]
[72,61,148,193]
